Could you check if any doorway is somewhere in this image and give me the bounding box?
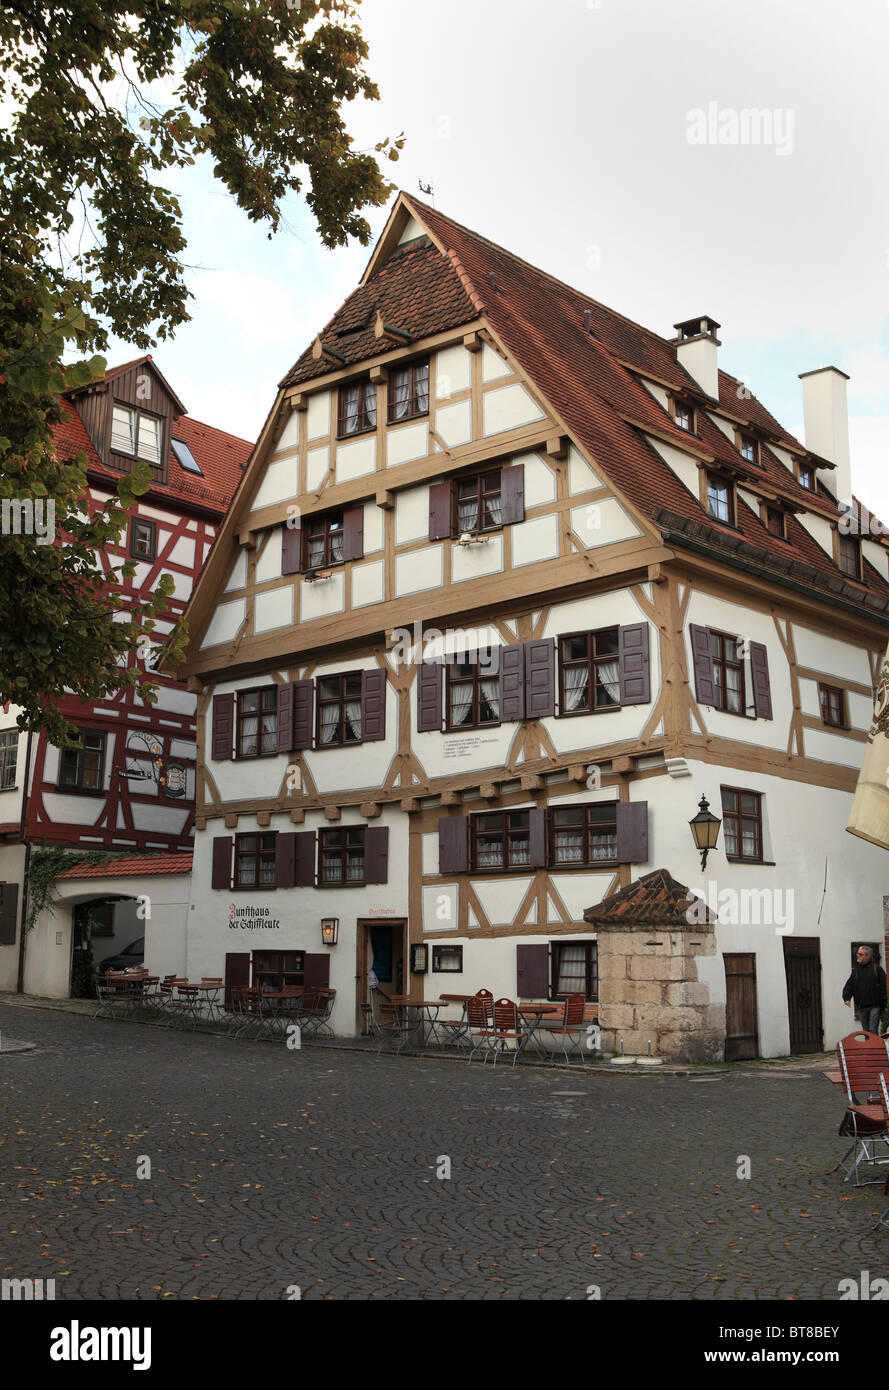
[356,919,406,1034]
[723,953,759,1061]
[783,937,823,1053]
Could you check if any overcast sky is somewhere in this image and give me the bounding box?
[110,0,889,516]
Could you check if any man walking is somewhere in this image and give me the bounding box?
[842,945,887,1034]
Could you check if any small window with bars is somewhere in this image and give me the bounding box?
[237,688,278,758]
[721,787,763,861]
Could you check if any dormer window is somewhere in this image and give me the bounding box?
[799,465,814,490]
[388,359,429,424]
[765,507,786,540]
[673,400,694,432]
[338,379,377,438]
[706,474,734,525]
[111,403,163,467]
[838,532,861,579]
[739,433,758,464]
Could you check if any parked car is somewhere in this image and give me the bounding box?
[94,937,145,978]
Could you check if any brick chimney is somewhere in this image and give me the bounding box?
[672,316,721,401]
[798,366,852,504]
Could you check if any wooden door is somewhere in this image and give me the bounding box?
[783,937,823,1054]
[724,953,759,1061]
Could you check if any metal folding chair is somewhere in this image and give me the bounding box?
[835,1031,889,1185]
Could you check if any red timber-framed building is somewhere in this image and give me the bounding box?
[0,356,252,996]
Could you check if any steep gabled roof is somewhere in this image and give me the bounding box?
[281,193,887,617]
[56,357,252,516]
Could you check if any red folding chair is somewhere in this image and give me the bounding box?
[835,1031,889,1185]
[466,990,495,1064]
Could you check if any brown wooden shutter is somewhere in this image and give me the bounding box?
[615,802,649,864]
[292,832,316,887]
[362,669,387,741]
[276,683,294,754]
[438,816,469,873]
[499,644,526,722]
[342,506,364,561]
[689,624,716,706]
[363,826,389,883]
[517,942,549,999]
[291,679,314,750]
[417,660,443,731]
[211,693,235,760]
[528,809,547,868]
[212,836,233,889]
[303,953,331,988]
[224,951,250,1008]
[282,523,302,575]
[619,623,650,705]
[524,640,555,718]
[0,883,19,946]
[749,641,773,719]
[500,463,525,525]
[276,832,299,888]
[429,481,453,541]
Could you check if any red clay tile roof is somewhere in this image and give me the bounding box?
[584,868,718,926]
[284,195,888,618]
[55,358,252,516]
[57,853,193,879]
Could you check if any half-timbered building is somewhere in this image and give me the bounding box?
[0,357,251,995]
[172,194,889,1057]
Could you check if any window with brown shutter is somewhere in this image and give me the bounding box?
[0,882,19,946]
[317,672,364,746]
[456,468,502,533]
[428,463,524,540]
[236,688,278,758]
[446,650,500,730]
[721,787,763,862]
[417,660,444,732]
[472,810,532,870]
[235,833,277,888]
[338,379,377,437]
[516,942,549,999]
[559,629,620,713]
[212,836,234,890]
[550,804,617,865]
[819,683,846,728]
[303,513,344,569]
[552,941,598,1001]
[318,827,368,885]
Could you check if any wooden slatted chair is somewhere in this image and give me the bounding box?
[836,1031,889,1185]
[872,1071,889,1233]
[466,990,495,1064]
[485,997,525,1067]
[537,994,588,1065]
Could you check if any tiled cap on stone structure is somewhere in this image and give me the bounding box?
[584,867,718,927]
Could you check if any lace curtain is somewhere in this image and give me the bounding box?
[345,701,362,742]
[594,660,620,706]
[480,678,500,721]
[391,372,411,421]
[320,704,339,744]
[449,680,473,726]
[563,666,589,712]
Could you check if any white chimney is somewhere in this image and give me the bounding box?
[672,316,721,400]
[798,366,851,504]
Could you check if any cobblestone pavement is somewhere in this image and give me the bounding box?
[1,1004,886,1300]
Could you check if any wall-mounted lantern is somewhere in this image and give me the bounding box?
[689,795,721,871]
[321,918,339,946]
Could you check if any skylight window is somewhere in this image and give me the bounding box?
[172,437,203,475]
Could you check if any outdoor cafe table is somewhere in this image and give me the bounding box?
[391,997,442,1048]
[517,1003,562,1060]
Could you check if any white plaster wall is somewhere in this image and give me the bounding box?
[797,511,836,563]
[275,410,299,455]
[648,437,701,499]
[255,586,294,634]
[336,435,376,483]
[482,383,546,436]
[639,379,670,412]
[306,445,330,491]
[481,343,512,382]
[568,446,603,494]
[256,536,283,584]
[569,497,641,548]
[169,536,196,570]
[223,549,247,593]
[791,624,872,685]
[398,214,425,244]
[200,598,246,650]
[43,793,104,825]
[187,808,409,1037]
[307,391,331,441]
[252,455,299,511]
[798,677,821,718]
[770,445,796,473]
[300,571,345,622]
[685,592,790,751]
[434,399,472,448]
[522,452,558,507]
[435,345,472,398]
[848,692,873,730]
[363,503,384,554]
[396,486,430,545]
[511,514,560,567]
[352,560,385,609]
[863,539,889,582]
[396,546,443,596]
[802,728,869,769]
[387,421,428,467]
[451,533,503,584]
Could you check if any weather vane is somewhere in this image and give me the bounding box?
[419,180,435,205]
